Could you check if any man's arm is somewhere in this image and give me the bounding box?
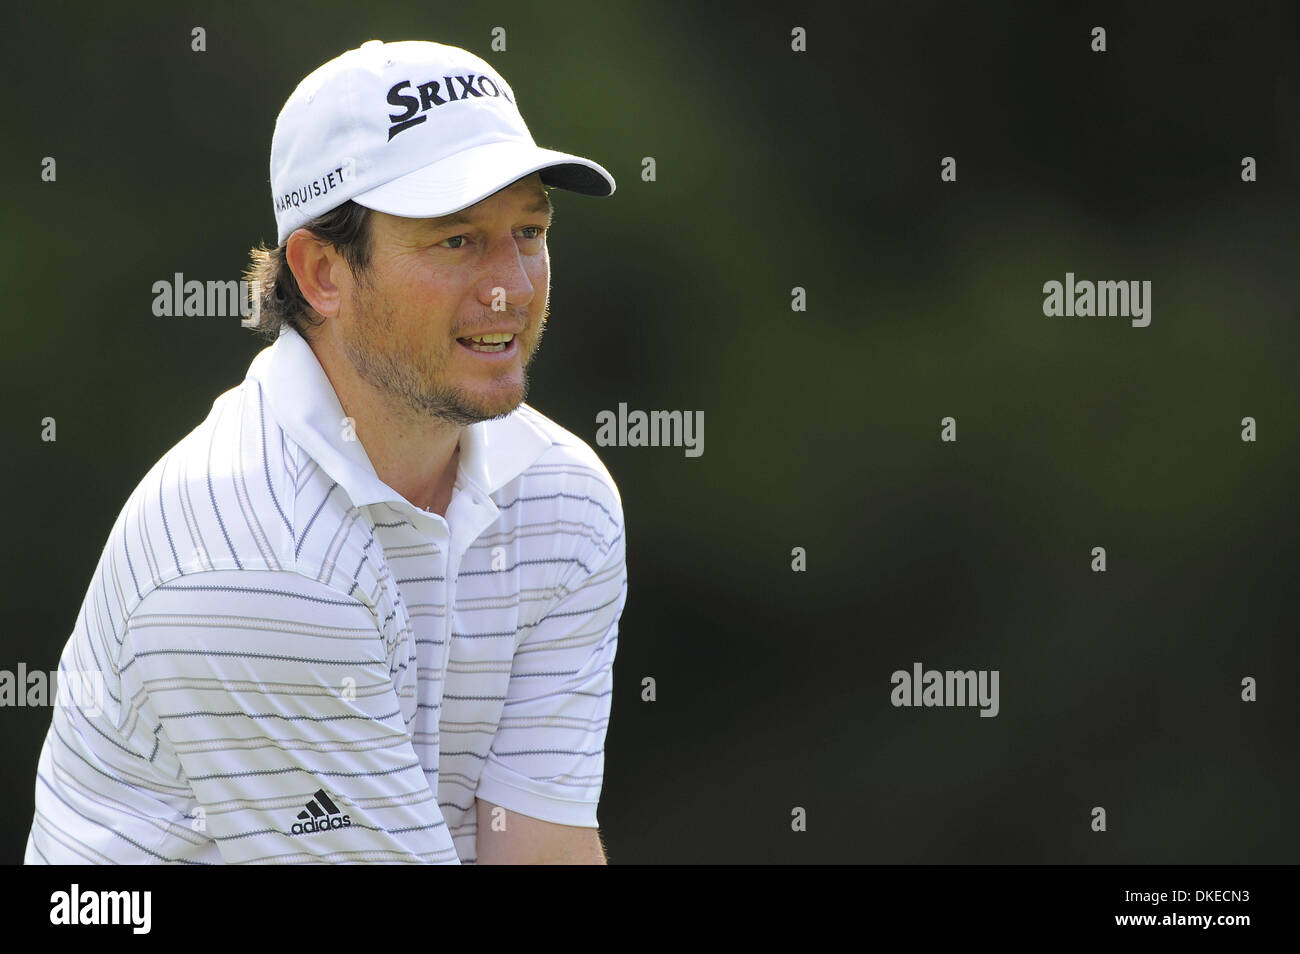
[474,798,607,864]
[117,569,458,863]
[472,480,628,863]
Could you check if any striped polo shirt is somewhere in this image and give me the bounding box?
[25,325,627,864]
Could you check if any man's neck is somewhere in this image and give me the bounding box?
[310,340,464,518]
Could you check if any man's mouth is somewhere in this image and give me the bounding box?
[457,333,516,354]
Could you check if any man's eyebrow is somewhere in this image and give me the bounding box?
[425,194,553,232]
[524,195,555,221]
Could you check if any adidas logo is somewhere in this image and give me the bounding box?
[289,788,353,836]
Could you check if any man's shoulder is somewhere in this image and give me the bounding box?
[103,373,309,597]
[505,403,624,516]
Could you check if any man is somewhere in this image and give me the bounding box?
[25,39,627,864]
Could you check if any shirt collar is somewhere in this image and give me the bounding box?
[246,325,553,511]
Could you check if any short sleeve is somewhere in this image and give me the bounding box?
[117,569,460,863]
[474,515,627,827]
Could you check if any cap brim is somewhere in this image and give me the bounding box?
[350,139,615,220]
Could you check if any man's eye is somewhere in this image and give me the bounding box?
[519,226,545,240]
[438,235,468,249]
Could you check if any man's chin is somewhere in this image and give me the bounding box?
[433,383,527,425]
[467,398,524,423]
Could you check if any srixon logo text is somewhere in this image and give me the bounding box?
[386,74,513,140]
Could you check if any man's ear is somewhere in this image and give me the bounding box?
[285,228,343,319]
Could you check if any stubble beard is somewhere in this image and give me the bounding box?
[341,282,546,427]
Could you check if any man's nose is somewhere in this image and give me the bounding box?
[477,237,535,312]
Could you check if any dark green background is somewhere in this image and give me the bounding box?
[2,0,1297,863]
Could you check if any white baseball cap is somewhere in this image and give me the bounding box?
[270,39,616,245]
